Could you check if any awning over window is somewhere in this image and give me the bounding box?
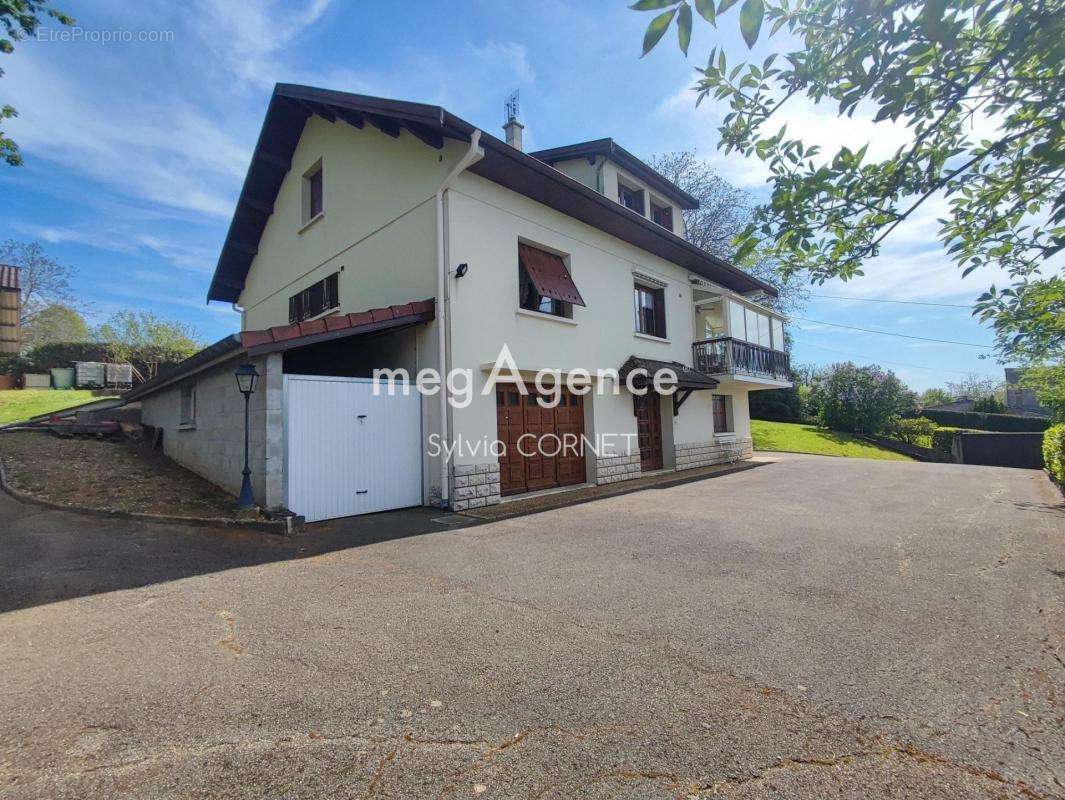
[518,243,586,307]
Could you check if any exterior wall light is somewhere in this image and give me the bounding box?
[234,362,260,508]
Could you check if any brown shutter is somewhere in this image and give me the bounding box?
[518,244,586,307]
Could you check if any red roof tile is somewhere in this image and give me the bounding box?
[240,298,435,353]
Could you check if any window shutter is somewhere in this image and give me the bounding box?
[653,288,666,338]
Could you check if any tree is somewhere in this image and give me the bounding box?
[21,303,88,348]
[945,372,1002,400]
[918,388,952,407]
[94,311,201,379]
[0,239,76,325]
[649,150,807,314]
[810,362,915,433]
[1020,363,1065,421]
[2,1,74,165]
[631,0,1064,364]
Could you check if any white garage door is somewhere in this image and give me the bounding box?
[284,375,422,523]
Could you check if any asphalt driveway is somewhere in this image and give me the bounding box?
[1,454,1062,799]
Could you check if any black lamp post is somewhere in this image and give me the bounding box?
[234,363,260,508]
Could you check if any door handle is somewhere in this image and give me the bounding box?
[357,414,367,419]
[356,490,368,495]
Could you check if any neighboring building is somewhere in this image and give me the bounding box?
[0,265,20,355]
[922,398,976,414]
[1004,368,1050,418]
[129,84,790,522]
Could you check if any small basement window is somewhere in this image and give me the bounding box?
[302,160,324,223]
[518,243,585,318]
[618,180,645,215]
[289,272,339,323]
[650,201,673,231]
[634,282,666,338]
[180,384,196,428]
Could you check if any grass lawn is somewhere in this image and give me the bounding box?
[0,389,115,426]
[751,419,912,461]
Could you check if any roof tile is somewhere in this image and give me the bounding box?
[269,324,303,342]
[347,311,374,327]
[370,307,395,322]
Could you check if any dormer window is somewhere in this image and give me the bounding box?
[618,180,644,215]
[650,201,673,231]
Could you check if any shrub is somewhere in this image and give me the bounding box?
[812,362,914,434]
[750,386,802,422]
[931,426,970,457]
[1044,424,1065,485]
[921,409,1051,432]
[888,416,938,446]
[972,395,1005,413]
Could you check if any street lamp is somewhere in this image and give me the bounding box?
[234,363,260,509]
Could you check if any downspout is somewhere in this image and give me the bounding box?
[435,129,484,508]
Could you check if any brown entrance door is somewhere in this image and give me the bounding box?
[634,393,663,470]
[496,385,586,496]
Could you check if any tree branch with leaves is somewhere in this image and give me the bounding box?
[630,0,1064,364]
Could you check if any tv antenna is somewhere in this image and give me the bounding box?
[504,90,520,123]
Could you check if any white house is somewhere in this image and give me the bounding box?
[129,84,791,522]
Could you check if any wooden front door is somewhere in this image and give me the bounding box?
[496,385,586,496]
[634,393,663,471]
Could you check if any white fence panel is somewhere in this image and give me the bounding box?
[284,375,422,523]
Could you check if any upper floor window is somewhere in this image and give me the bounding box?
[618,180,645,215]
[634,282,666,338]
[518,243,585,319]
[302,160,323,224]
[650,200,673,231]
[289,272,339,323]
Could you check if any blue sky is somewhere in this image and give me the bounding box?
[0,0,1007,390]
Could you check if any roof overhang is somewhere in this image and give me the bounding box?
[620,355,719,391]
[207,84,777,305]
[530,138,700,210]
[125,299,435,403]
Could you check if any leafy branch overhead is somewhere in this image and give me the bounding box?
[1,1,74,166]
[630,0,1065,363]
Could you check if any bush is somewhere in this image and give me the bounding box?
[750,386,803,422]
[813,362,914,434]
[921,408,1051,432]
[972,395,1005,413]
[887,416,938,446]
[931,426,970,457]
[1044,424,1065,485]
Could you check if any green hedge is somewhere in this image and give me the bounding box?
[1044,424,1065,485]
[931,426,970,457]
[921,409,1051,433]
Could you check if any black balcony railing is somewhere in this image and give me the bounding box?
[692,336,791,381]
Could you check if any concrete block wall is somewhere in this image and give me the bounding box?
[674,437,753,471]
[595,452,642,485]
[449,462,501,511]
[140,353,285,509]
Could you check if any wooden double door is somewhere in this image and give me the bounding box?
[496,385,586,496]
[634,393,664,471]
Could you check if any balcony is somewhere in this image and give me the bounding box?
[692,336,791,382]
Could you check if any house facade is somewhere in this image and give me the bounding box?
[130,85,790,522]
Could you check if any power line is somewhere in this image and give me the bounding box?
[810,293,972,309]
[793,316,993,348]
[791,337,1000,377]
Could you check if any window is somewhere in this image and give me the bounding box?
[712,394,731,433]
[302,160,323,224]
[618,181,645,215]
[517,243,585,318]
[180,384,196,428]
[289,272,339,323]
[771,317,785,351]
[634,283,666,338]
[650,201,673,231]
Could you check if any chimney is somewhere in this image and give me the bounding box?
[503,90,524,151]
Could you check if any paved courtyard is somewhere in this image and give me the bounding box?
[1,454,1063,799]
